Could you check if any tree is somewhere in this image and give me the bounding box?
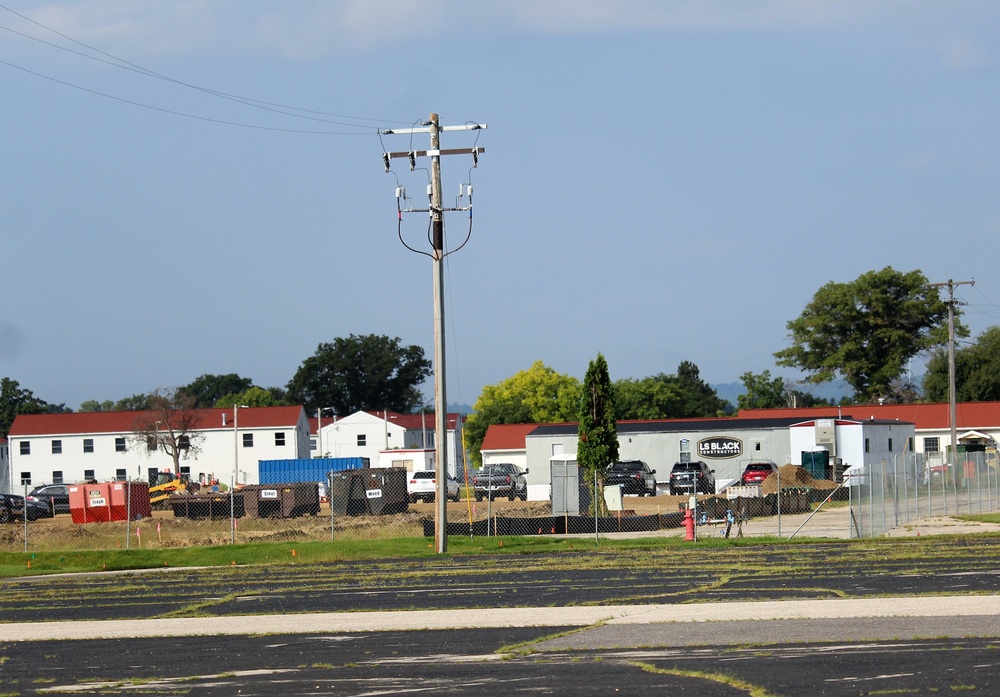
[0,378,66,438]
[79,399,116,413]
[287,335,432,415]
[114,393,154,411]
[614,374,684,420]
[464,361,581,468]
[180,373,255,408]
[614,362,730,419]
[129,388,204,476]
[775,267,957,403]
[216,386,288,408]
[577,353,619,514]
[675,360,731,416]
[924,326,1000,403]
[737,370,787,410]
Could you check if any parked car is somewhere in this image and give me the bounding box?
[605,460,658,496]
[473,463,528,501]
[668,461,715,495]
[407,471,460,503]
[28,484,70,515]
[740,461,778,486]
[1,493,52,521]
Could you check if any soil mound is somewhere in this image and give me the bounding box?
[760,465,838,494]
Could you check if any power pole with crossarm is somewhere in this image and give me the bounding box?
[380,114,486,554]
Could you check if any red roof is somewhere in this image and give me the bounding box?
[308,411,463,435]
[737,402,1000,430]
[9,406,305,437]
[481,423,539,451]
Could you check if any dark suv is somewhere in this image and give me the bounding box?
[668,461,715,495]
[605,460,657,496]
[28,484,70,515]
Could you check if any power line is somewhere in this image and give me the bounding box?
[0,57,372,135]
[0,3,409,132]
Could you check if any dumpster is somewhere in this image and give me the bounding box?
[170,491,245,519]
[241,483,320,518]
[109,481,152,520]
[329,468,408,516]
[69,483,111,524]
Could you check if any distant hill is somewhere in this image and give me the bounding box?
[712,379,854,409]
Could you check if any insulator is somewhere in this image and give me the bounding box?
[467,184,473,197]
[395,187,403,199]
[382,153,390,172]
[458,183,464,197]
[426,184,432,198]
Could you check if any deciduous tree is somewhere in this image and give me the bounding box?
[180,374,255,408]
[287,334,432,415]
[924,326,1000,403]
[0,377,65,437]
[775,267,956,402]
[465,361,581,468]
[129,388,204,476]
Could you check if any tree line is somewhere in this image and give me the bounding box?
[3,267,999,449]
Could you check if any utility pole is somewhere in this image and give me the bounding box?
[929,279,974,487]
[381,114,486,554]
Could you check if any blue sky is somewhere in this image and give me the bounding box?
[2,1,1000,411]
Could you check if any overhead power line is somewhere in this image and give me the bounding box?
[0,3,408,133]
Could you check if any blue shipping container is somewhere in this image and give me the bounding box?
[258,457,369,485]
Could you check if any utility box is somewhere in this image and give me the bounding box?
[801,450,830,480]
[241,483,320,518]
[551,455,591,516]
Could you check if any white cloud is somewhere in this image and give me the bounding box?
[5,0,999,61]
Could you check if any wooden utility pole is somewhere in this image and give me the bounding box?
[930,279,974,489]
[381,114,486,553]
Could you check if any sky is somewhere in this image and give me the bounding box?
[2,0,1000,412]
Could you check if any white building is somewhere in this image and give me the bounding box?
[5,406,310,491]
[483,415,915,501]
[311,410,466,477]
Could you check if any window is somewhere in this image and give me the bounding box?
[83,438,94,453]
[178,435,190,450]
[888,438,893,452]
[924,437,940,452]
[84,469,95,481]
[310,438,317,450]
[180,466,190,477]
[275,432,286,446]
[52,471,63,484]
[20,472,31,485]
[679,439,691,463]
[357,434,367,447]
[19,441,30,456]
[242,433,254,447]
[865,438,870,453]
[908,437,914,452]
[116,469,127,481]
[146,436,157,452]
[115,437,126,453]
[51,440,62,454]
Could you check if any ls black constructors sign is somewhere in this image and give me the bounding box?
[698,436,743,459]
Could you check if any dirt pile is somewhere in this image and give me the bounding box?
[759,465,839,494]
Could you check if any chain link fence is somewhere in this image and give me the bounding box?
[849,451,1000,538]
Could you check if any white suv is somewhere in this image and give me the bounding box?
[407,471,461,503]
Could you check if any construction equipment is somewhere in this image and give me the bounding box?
[148,471,195,508]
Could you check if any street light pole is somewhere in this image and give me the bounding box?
[233,405,248,485]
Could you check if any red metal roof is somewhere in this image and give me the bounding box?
[9,406,305,437]
[737,402,1000,430]
[481,423,540,451]
[308,411,463,435]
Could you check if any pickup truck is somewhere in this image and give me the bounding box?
[472,463,529,501]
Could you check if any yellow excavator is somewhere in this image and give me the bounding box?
[149,471,194,507]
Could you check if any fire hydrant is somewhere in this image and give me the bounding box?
[683,507,696,541]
